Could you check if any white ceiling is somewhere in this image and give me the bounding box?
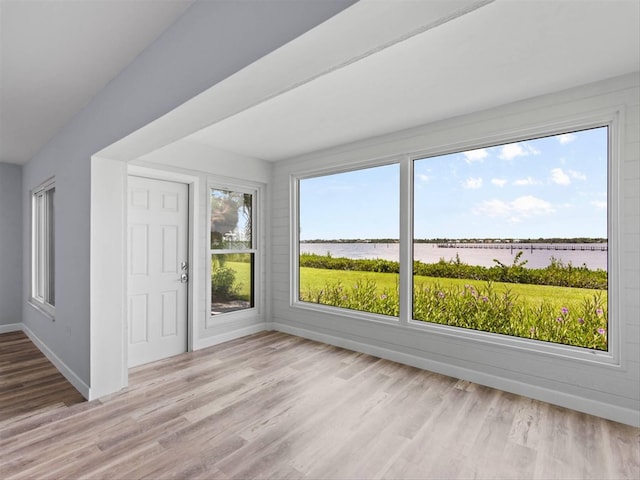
[2,0,639,167]
[186,0,640,162]
[0,0,194,165]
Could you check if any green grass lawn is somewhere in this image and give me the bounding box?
[212,260,252,301]
[299,267,605,308]
[299,266,608,350]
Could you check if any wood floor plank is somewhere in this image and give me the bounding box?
[1,330,638,479]
[0,332,84,424]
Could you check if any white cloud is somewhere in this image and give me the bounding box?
[473,195,555,222]
[557,133,577,144]
[498,143,525,160]
[590,200,607,210]
[416,173,430,183]
[463,148,488,164]
[491,178,507,187]
[463,177,483,189]
[550,168,571,185]
[473,199,511,217]
[511,196,555,216]
[568,169,587,181]
[498,142,540,160]
[513,176,539,186]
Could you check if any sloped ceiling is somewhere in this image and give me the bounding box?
[3,1,639,166]
[185,0,640,162]
[0,0,194,165]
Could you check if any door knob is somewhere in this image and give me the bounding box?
[180,273,189,283]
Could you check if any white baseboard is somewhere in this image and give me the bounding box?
[0,323,22,333]
[22,324,91,399]
[273,322,640,427]
[193,323,269,350]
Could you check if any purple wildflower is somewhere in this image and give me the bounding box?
[556,317,563,323]
[561,307,569,315]
[438,291,445,299]
[596,308,604,316]
[481,296,489,303]
[597,328,606,335]
[380,294,388,300]
[577,318,585,324]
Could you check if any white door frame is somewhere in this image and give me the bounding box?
[126,165,200,365]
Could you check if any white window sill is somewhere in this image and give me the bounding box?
[28,298,56,321]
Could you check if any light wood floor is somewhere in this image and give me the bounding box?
[1,330,638,479]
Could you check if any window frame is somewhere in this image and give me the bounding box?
[31,177,56,317]
[207,180,261,323]
[291,111,621,367]
[291,158,404,326]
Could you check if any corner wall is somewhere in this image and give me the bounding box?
[19,0,355,398]
[0,163,23,329]
[270,73,640,426]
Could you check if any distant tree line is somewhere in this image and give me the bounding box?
[301,238,399,244]
[301,237,607,244]
[300,252,607,290]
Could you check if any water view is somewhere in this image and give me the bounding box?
[300,242,607,270]
[298,127,609,350]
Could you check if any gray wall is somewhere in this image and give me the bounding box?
[0,163,22,327]
[21,0,355,390]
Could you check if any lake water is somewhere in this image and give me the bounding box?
[300,242,608,270]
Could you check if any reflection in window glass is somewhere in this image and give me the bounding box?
[298,163,400,316]
[413,126,608,350]
[211,189,252,250]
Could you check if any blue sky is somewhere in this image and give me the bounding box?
[299,127,608,240]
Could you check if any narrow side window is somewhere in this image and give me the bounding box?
[32,178,55,312]
[209,187,256,316]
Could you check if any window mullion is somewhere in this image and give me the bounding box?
[399,156,412,325]
[211,249,256,255]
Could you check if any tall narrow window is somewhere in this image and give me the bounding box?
[413,126,608,350]
[32,178,55,311]
[210,187,255,315]
[298,163,400,317]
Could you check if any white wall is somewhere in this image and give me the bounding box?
[19,0,355,398]
[0,163,22,329]
[270,73,640,426]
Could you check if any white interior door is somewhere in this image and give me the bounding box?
[128,176,188,367]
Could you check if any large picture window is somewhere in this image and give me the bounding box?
[210,187,255,315]
[298,163,400,317]
[295,124,610,353]
[32,178,55,312]
[413,126,608,350]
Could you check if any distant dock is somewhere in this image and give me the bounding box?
[436,243,607,252]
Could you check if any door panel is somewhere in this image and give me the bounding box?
[128,176,188,367]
